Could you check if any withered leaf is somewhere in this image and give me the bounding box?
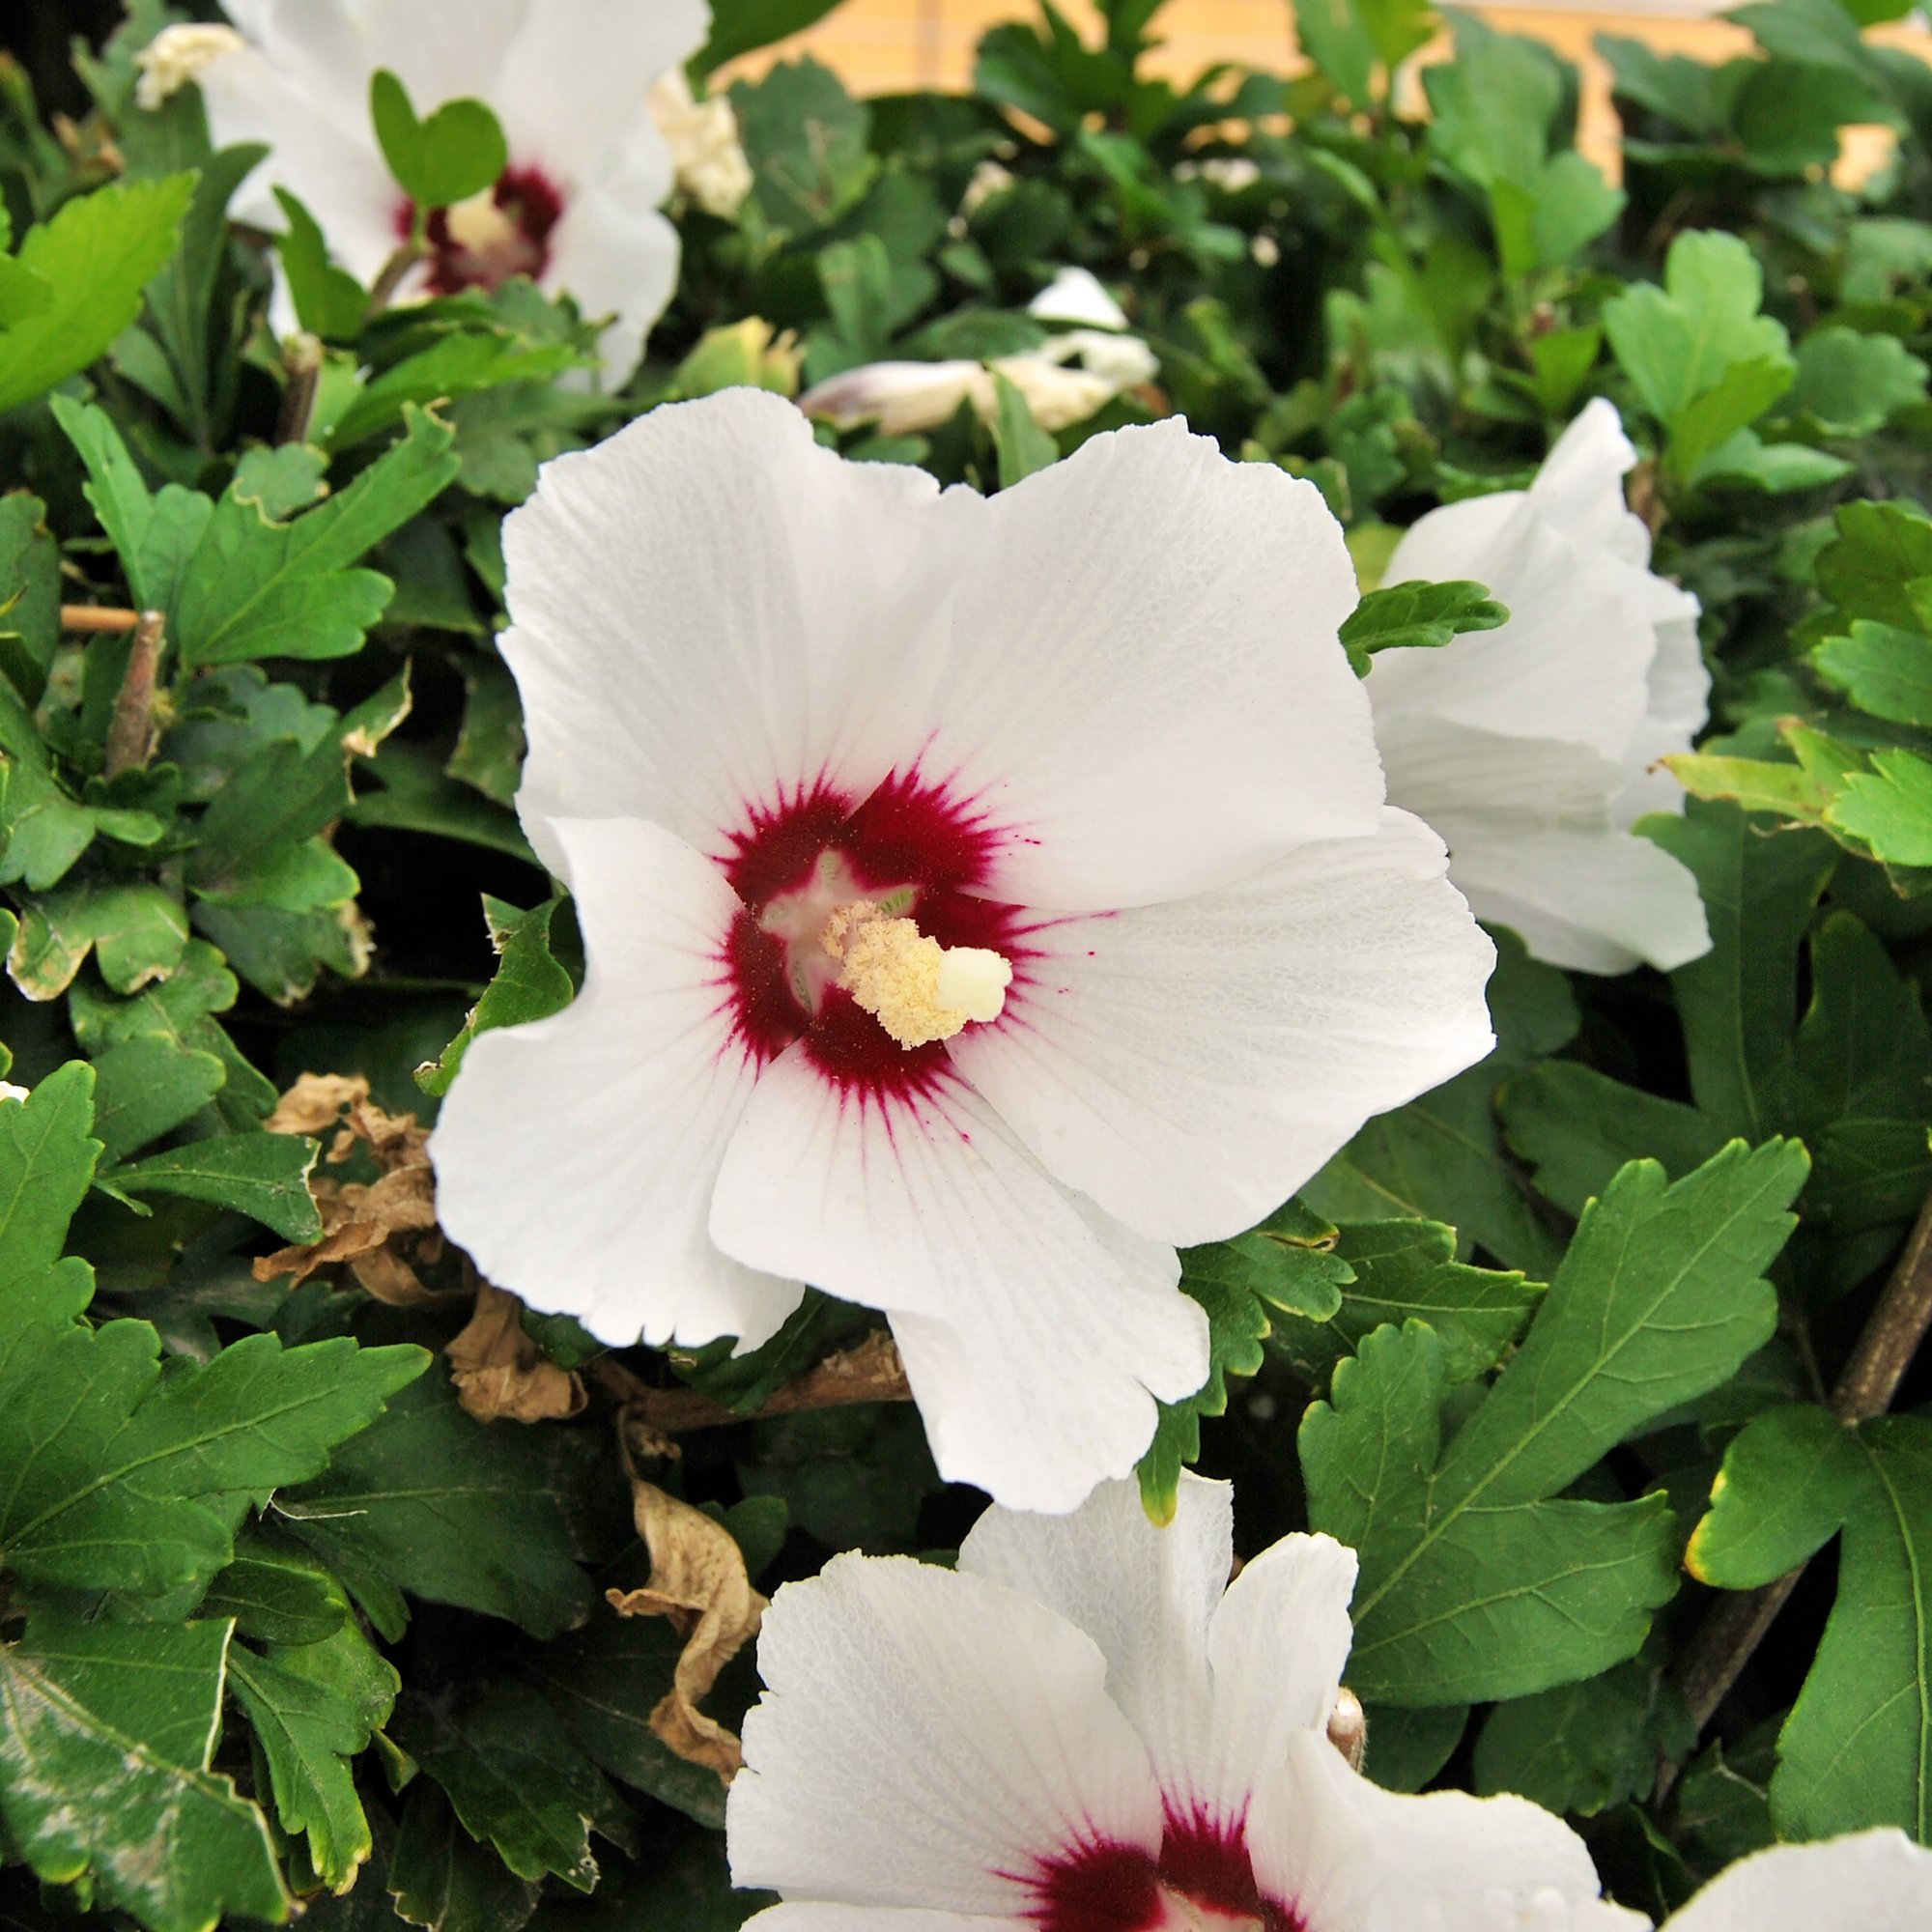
[447,1281,586,1425]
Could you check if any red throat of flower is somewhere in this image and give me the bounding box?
[404,164,564,295]
[1024,1812,1304,1932]
[716,773,1028,1102]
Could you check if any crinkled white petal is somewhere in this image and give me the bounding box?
[1659,1829,1932,1932]
[502,391,973,882]
[1430,814,1711,975]
[1251,1729,1642,1932]
[1201,1532,1358,1826]
[1029,266,1130,329]
[958,1474,1228,1806]
[707,1047,1208,1514]
[947,810,1495,1246]
[430,816,803,1351]
[492,0,703,183]
[540,165,680,385]
[727,1553,1163,1910]
[506,392,1381,913]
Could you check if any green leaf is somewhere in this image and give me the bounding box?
[370,71,508,212]
[1692,428,1853,495]
[0,174,197,414]
[200,1531,350,1647]
[388,1781,539,1932]
[1264,1216,1544,1390]
[1304,1140,1807,1704]
[1829,747,1932,867]
[1360,1701,1469,1792]
[989,370,1059,489]
[90,1034,226,1161]
[0,1258,429,1594]
[1500,1062,1726,1218]
[272,186,368,341]
[1338,579,1507,675]
[416,897,573,1097]
[0,1612,289,1932]
[104,1129,324,1241]
[1640,799,1838,1143]
[346,743,539,862]
[1604,228,1793,435]
[1138,1209,1354,1520]
[8,879,189,1004]
[1728,56,1892,177]
[1690,1404,1932,1841]
[278,1370,597,1640]
[1813,499,1932,636]
[1668,355,1798,482]
[0,1061,103,1323]
[730,58,874,238]
[1815,619,1932,727]
[391,1681,623,1890]
[173,405,460,667]
[327,333,586,454]
[231,1606,399,1893]
[1472,1659,1693,1817]
[0,492,59,705]
[446,657,526,806]
[1786,326,1928,436]
[693,0,845,78]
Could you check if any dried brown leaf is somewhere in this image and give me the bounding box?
[607,1482,764,1783]
[447,1281,586,1424]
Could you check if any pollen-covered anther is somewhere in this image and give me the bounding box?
[820,901,1012,1049]
[444,188,521,256]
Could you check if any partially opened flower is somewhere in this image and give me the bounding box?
[176,0,708,380]
[1366,399,1711,974]
[647,66,753,220]
[727,1475,1642,1932]
[800,331,1160,438]
[1030,265,1131,330]
[430,387,1494,1512]
[1661,1830,1932,1931]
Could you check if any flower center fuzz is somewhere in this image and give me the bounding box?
[1024,1816,1301,1932]
[718,775,1025,1097]
[411,166,564,295]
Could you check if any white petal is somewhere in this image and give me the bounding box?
[1614,611,1708,827]
[356,0,533,106]
[1250,1730,1635,1932]
[727,1552,1163,1910]
[741,1911,1011,1932]
[799,362,987,436]
[501,390,971,883]
[1661,1830,1932,1932]
[492,0,705,182]
[947,810,1496,1246]
[1432,816,1711,974]
[1372,501,1658,766]
[708,1049,1209,1514]
[430,816,803,1350]
[505,399,1381,914]
[1524,398,1642,557]
[540,159,680,383]
[198,44,402,284]
[958,1473,1230,1806]
[1028,266,1130,329]
[1201,1533,1357,1824]
[917,420,1380,911]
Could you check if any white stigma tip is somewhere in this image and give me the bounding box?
[936,946,1012,1023]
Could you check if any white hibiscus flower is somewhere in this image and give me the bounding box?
[1366,398,1712,975]
[799,331,1160,439]
[175,0,708,381]
[429,388,1495,1513]
[726,1474,1643,1932]
[1660,1830,1931,1930]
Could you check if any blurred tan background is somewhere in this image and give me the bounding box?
[714,0,1932,186]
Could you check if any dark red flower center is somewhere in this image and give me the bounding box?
[715,773,1026,1099]
[402,164,564,296]
[1025,1813,1303,1932]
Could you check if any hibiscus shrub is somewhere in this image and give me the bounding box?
[4,0,1932,1927]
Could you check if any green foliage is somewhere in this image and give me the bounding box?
[1337,578,1508,674]
[1304,1140,1806,1704]
[370,72,508,213]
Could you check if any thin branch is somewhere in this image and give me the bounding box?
[365,239,426,316]
[277,330,325,445]
[590,1329,911,1440]
[1659,1180,1932,1799]
[102,611,165,780]
[60,605,141,634]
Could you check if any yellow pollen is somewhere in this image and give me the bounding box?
[445,189,519,255]
[819,901,1012,1049]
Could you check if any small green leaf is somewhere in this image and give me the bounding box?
[1828,747,1932,867]
[1340,579,1508,675]
[0,174,197,414]
[104,1129,324,1241]
[370,71,509,213]
[417,896,573,1096]
[1786,325,1929,436]
[200,1533,351,1647]
[90,1035,226,1161]
[989,370,1058,489]
[388,1781,539,1932]
[0,1612,290,1932]
[271,185,368,341]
